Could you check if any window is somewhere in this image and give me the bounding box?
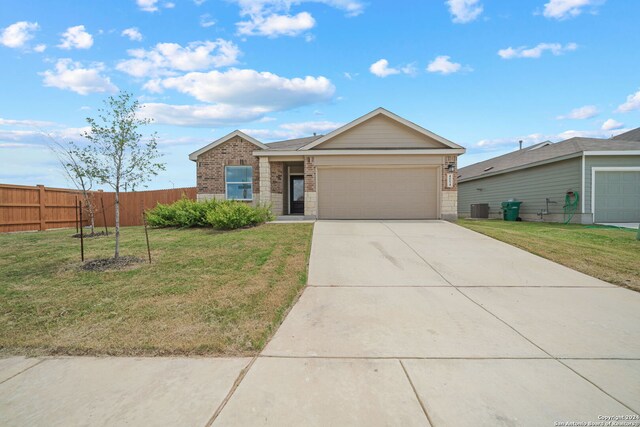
[225,166,253,200]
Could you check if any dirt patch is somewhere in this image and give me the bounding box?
[81,256,144,272]
[71,231,108,238]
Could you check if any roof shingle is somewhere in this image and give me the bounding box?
[459,136,640,182]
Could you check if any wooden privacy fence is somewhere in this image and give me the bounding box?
[0,183,196,233]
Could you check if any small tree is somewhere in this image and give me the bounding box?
[49,137,96,234]
[75,92,164,258]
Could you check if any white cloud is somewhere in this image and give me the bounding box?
[232,0,364,38]
[446,0,483,23]
[616,89,640,113]
[238,12,315,37]
[137,0,159,12]
[601,119,623,131]
[34,44,46,52]
[0,21,39,49]
[556,105,599,120]
[194,0,207,5]
[139,103,269,127]
[116,39,240,78]
[543,0,602,20]
[154,68,335,108]
[200,14,216,28]
[121,27,143,41]
[0,118,56,127]
[58,25,94,50]
[136,69,335,127]
[369,59,416,78]
[369,59,399,77]
[498,42,577,59]
[243,120,343,140]
[426,55,466,74]
[41,59,118,95]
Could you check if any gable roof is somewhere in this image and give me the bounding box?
[459,137,640,182]
[612,127,640,141]
[189,130,269,161]
[299,107,464,150]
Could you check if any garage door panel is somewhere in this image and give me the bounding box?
[318,167,438,219]
[594,171,640,223]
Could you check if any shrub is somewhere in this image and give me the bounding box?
[206,201,274,230]
[146,198,219,228]
[146,198,273,230]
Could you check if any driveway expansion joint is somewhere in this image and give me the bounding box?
[0,358,44,385]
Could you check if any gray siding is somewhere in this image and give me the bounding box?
[583,155,640,214]
[458,158,582,217]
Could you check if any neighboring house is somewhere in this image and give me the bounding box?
[189,108,465,220]
[457,128,640,223]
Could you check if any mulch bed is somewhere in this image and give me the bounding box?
[80,256,144,272]
[71,231,108,238]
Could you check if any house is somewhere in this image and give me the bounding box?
[189,108,465,220]
[457,128,640,223]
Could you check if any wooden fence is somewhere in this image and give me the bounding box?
[0,183,196,233]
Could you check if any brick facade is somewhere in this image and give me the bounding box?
[304,156,316,192]
[196,137,260,196]
[270,162,284,194]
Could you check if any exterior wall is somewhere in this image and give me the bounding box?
[304,156,317,216]
[442,155,457,220]
[258,157,271,207]
[313,154,444,166]
[271,193,283,216]
[441,191,458,221]
[583,155,640,214]
[458,158,582,222]
[315,115,446,150]
[269,161,284,215]
[196,136,260,201]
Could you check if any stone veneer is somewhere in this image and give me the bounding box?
[441,190,458,221]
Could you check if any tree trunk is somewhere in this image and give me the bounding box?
[114,190,120,259]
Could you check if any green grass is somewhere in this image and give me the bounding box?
[457,219,640,291]
[0,224,313,356]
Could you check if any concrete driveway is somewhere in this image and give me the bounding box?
[2,221,638,426]
[214,220,640,426]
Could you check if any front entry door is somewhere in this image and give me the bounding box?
[290,176,304,214]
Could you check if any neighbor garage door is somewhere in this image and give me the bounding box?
[317,166,438,219]
[594,170,640,223]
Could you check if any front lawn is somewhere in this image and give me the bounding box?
[0,224,313,356]
[457,219,640,292]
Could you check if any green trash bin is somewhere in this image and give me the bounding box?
[501,200,523,221]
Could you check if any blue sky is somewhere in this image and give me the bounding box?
[1,0,639,189]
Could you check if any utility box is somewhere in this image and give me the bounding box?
[470,203,489,219]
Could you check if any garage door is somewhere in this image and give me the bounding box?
[594,170,640,222]
[317,167,438,219]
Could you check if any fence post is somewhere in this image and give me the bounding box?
[37,185,46,231]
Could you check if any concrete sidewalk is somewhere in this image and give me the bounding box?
[2,220,638,426]
[0,356,250,427]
